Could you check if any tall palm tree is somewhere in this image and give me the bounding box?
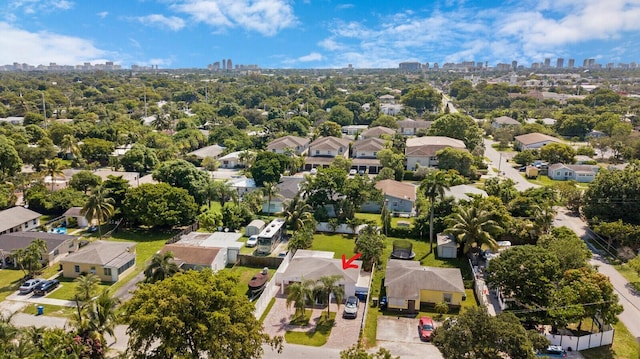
[262,181,280,214]
[286,279,315,318]
[445,203,503,255]
[206,180,237,208]
[532,203,556,236]
[315,275,345,317]
[421,170,450,253]
[284,196,313,231]
[86,289,120,343]
[74,273,101,302]
[144,252,180,284]
[81,185,115,239]
[42,158,66,192]
[60,134,80,159]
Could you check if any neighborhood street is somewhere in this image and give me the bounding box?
[483,138,538,191]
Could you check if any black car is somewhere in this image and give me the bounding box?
[33,279,60,296]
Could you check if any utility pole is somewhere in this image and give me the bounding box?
[41,92,47,129]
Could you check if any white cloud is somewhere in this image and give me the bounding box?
[0,22,110,65]
[171,0,297,36]
[8,0,73,14]
[298,52,323,62]
[97,11,108,19]
[133,14,186,31]
[336,4,354,10]
[318,38,345,51]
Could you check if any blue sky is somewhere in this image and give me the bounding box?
[1,0,640,69]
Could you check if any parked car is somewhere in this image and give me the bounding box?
[310,168,318,174]
[379,296,388,310]
[343,295,359,319]
[246,235,258,248]
[33,279,60,296]
[418,316,434,341]
[537,345,567,358]
[349,169,357,176]
[19,279,42,294]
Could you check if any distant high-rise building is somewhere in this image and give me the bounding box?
[531,62,540,69]
[512,60,518,71]
[556,58,564,68]
[433,63,439,69]
[222,59,226,70]
[583,58,596,68]
[424,62,430,69]
[544,58,551,68]
[568,59,575,68]
[227,59,232,70]
[399,62,421,70]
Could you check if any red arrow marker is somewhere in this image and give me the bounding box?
[341,253,362,270]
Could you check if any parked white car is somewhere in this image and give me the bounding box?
[19,279,42,294]
[246,235,258,247]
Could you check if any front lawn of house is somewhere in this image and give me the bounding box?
[46,276,111,301]
[0,269,27,302]
[284,312,336,346]
[21,303,76,318]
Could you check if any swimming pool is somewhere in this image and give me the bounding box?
[49,227,67,235]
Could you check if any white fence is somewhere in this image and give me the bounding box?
[546,326,614,351]
[316,222,365,234]
[253,250,294,319]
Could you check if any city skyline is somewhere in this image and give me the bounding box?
[1,0,640,69]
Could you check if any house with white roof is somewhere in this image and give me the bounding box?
[514,132,562,150]
[405,136,466,170]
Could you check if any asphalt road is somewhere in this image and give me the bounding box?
[483,138,539,191]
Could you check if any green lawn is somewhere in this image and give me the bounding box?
[21,303,76,318]
[46,276,111,301]
[311,233,357,259]
[227,265,277,297]
[0,269,27,302]
[355,213,415,227]
[581,320,639,359]
[284,312,336,346]
[614,263,640,291]
[289,309,313,326]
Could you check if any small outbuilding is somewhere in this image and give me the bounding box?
[63,207,89,228]
[437,233,457,259]
[245,219,266,237]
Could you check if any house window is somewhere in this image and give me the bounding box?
[556,171,561,176]
[565,171,570,176]
[74,265,80,273]
[316,150,320,155]
[443,293,452,304]
[33,219,37,225]
[104,268,112,276]
[90,266,96,274]
[24,222,28,228]
[373,151,377,156]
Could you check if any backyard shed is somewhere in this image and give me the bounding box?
[245,219,266,237]
[437,233,457,259]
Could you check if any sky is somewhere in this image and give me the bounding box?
[1,0,640,69]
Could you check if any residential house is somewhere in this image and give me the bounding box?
[491,116,521,129]
[262,176,303,214]
[381,104,403,116]
[266,135,310,155]
[360,126,395,139]
[397,119,431,136]
[63,207,89,228]
[443,184,488,202]
[514,132,562,150]
[585,130,607,139]
[341,125,368,136]
[0,117,24,125]
[173,231,244,265]
[276,250,370,299]
[361,179,416,214]
[379,94,396,103]
[525,118,557,126]
[0,231,78,267]
[304,136,351,171]
[547,163,600,183]
[218,151,249,169]
[187,144,226,159]
[405,136,466,170]
[159,243,227,271]
[575,155,596,165]
[61,240,136,282]
[351,138,384,174]
[384,259,466,312]
[0,207,41,235]
[229,177,257,197]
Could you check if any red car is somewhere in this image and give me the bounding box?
[419,316,434,341]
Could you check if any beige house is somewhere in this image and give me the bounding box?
[368,179,417,214]
[405,136,466,169]
[266,135,310,155]
[514,132,561,150]
[360,126,395,139]
[0,207,41,235]
[385,259,465,312]
[397,119,431,136]
[304,136,351,170]
[491,116,521,128]
[351,138,384,174]
[61,240,136,282]
[159,243,227,271]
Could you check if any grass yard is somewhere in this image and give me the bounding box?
[355,213,416,227]
[311,233,357,259]
[614,263,640,292]
[227,265,276,297]
[0,269,27,302]
[46,276,111,301]
[581,320,640,359]
[21,303,76,318]
[524,174,558,186]
[284,312,336,346]
[289,309,313,326]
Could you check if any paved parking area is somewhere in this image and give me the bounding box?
[376,316,443,358]
[261,286,363,349]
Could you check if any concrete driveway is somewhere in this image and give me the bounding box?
[376,316,443,358]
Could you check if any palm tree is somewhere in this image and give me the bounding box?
[60,134,80,159]
[445,203,503,255]
[86,289,120,343]
[81,185,115,239]
[42,158,66,192]
[262,181,280,214]
[151,113,171,131]
[144,252,180,283]
[206,180,237,208]
[421,170,450,253]
[532,203,556,236]
[74,273,101,302]
[284,196,313,231]
[315,275,345,317]
[286,279,315,318]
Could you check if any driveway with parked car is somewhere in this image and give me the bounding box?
[376,316,443,358]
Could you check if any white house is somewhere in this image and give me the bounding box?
[266,135,310,155]
[491,116,521,128]
[514,132,562,150]
[547,163,600,183]
[159,243,227,271]
[0,207,41,235]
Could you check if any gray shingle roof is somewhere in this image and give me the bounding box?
[0,231,76,253]
[385,259,465,300]
[61,240,135,267]
[0,207,41,233]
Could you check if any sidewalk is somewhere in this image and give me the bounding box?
[6,292,76,307]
